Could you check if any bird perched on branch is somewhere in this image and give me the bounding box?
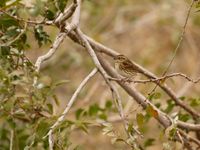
[114,54,141,79]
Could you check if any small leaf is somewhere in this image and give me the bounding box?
[0,46,10,55]
[148,92,161,100]
[46,103,53,114]
[75,121,89,133]
[45,9,55,20]
[36,119,51,138]
[98,113,107,120]
[136,113,144,128]
[146,105,159,119]
[105,100,112,109]
[52,94,60,106]
[189,98,200,107]
[57,0,68,12]
[89,103,100,116]
[54,80,70,87]
[178,113,191,122]
[144,138,155,147]
[76,108,85,119]
[164,100,175,113]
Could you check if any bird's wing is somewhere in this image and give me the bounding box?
[122,60,136,72]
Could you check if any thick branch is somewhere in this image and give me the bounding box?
[67,32,200,118]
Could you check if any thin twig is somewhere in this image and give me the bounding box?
[0,9,52,25]
[33,0,80,86]
[45,68,97,145]
[68,31,200,118]
[147,0,195,97]
[163,0,195,76]
[75,28,142,148]
[9,130,14,150]
[110,72,200,84]
[1,22,27,47]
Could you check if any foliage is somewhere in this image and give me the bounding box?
[0,0,200,150]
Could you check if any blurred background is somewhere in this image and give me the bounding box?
[23,0,200,149]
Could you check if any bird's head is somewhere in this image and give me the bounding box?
[114,54,128,63]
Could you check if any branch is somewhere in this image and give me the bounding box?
[45,68,97,149]
[34,0,80,85]
[162,0,195,76]
[67,30,200,130]
[75,28,142,147]
[34,32,67,73]
[54,2,77,25]
[67,31,200,118]
[0,9,52,25]
[97,55,200,148]
[109,72,200,84]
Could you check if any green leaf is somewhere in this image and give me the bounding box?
[52,94,60,106]
[36,119,51,138]
[75,121,89,133]
[189,98,200,107]
[169,128,177,139]
[75,108,87,119]
[89,103,100,116]
[178,113,191,122]
[105,100,112,109]
[0,0,6,7]
[0,16,19,29]
[57,0,68,12]
[34,25,51,47]
[98,113,107,120]
[46,103,53,114]
[45,9,55,20]
[54,80,70,87]
[146,105,158,119]
[136,113,144,128]
[148,92,161,101]
[144,138,155,147]
[0,46,10,55]
[164,100,175,113]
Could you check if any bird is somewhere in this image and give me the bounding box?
[114,54,141,79]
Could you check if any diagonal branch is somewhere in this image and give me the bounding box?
[34,0,81,86]
[46,68,97,150]
[75,28,142,147]
[67,31,200,118]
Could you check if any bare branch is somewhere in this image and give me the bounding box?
[146,0,196,101]
[54,3,77,25]
[34,0,81,85]
[34,32,67,73]
[162,0,195,76]
[112,72,200,84]
[68,31,200,118]
[45,68,97,147]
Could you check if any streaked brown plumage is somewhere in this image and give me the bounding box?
[114,54,139,78]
